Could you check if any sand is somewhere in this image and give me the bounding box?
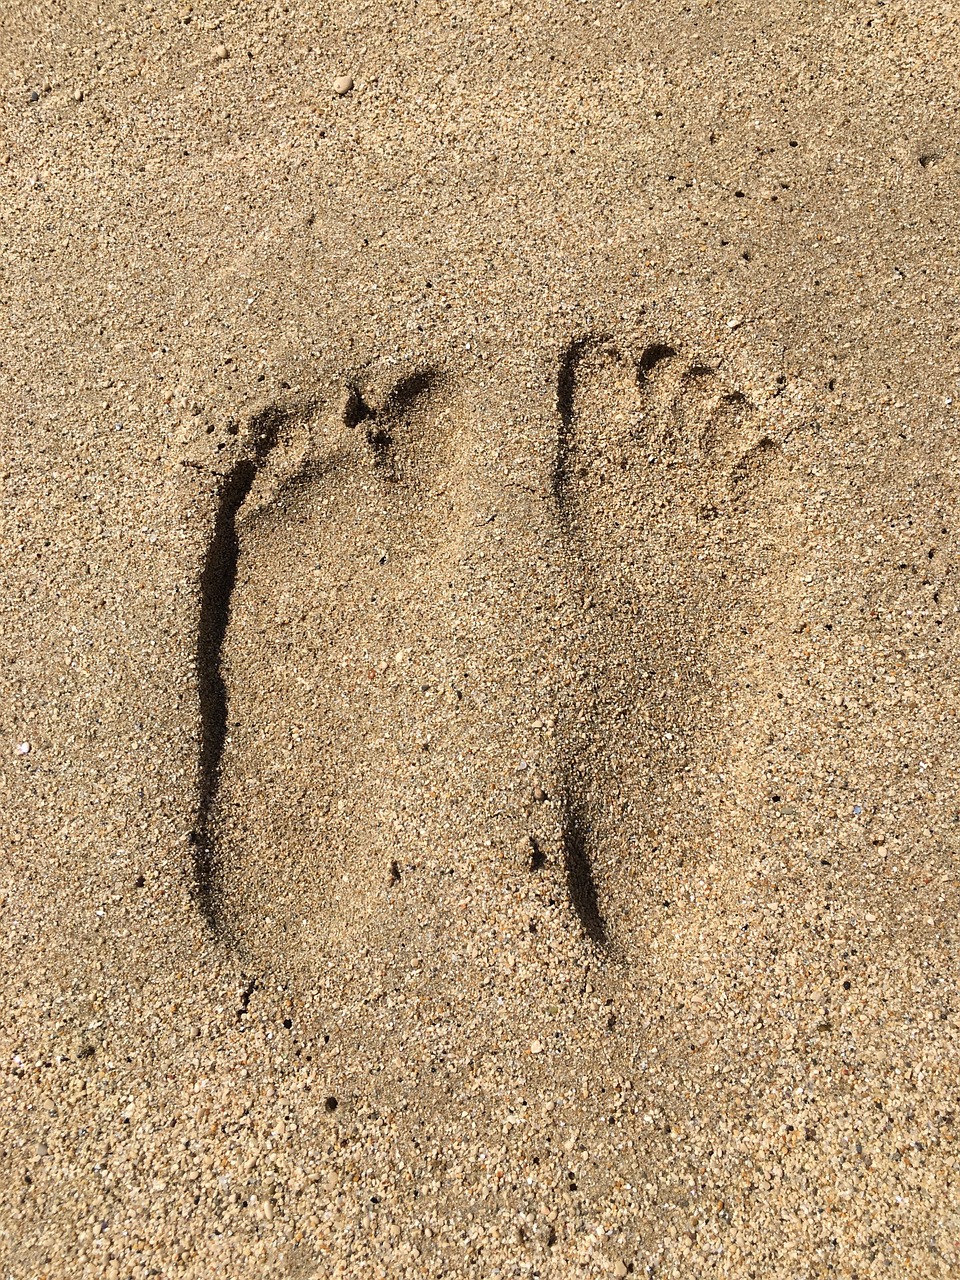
[2,0,959,1275]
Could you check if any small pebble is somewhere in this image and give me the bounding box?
[14,742,30,756]
[73,88,84,103]
[532,785,547,803]
[29,90,39,103]
[530,1040,543,1054]
[213,44,228,61]
[613,1262,628,1278]
[333,75,354,96]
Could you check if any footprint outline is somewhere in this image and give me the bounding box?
[191,365,456,939]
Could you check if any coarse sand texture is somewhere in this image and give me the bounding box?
[3,0,960,1275]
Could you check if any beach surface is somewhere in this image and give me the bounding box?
[2,0,960,1275]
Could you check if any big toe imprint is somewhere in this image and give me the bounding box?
[194,365,472,971]
[553,334,795,953]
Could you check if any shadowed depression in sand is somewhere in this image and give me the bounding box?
[191,338,794,974]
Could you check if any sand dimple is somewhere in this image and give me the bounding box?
[193,366,470,968]
[553,333,792,953]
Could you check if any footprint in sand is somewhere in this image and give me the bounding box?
[189,339,793,973]
[551,333,792,954]
[191,366,472,969]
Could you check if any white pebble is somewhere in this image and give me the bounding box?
[14,742,30,755]
[333,75,354,96]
